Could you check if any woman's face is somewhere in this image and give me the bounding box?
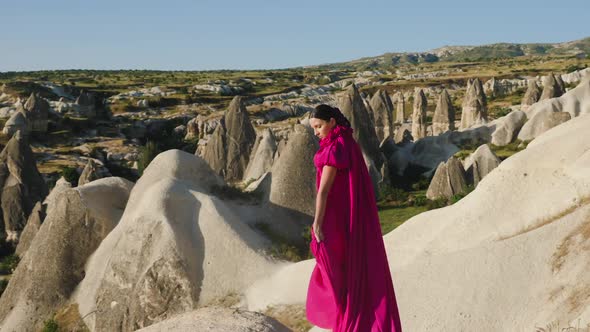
[310,117,336,140]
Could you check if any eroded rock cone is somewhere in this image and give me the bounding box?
[411,89,427,140]
[0,130,48,242]
[2,111,27,137]
[426,157,468,199]
[78,159,102,186]
[243,128,277,183]
[540,73,565,100]
[74,150,277,332]
[23,92,49,133]
[202,96,256,181]
[432,89,455,136]
[269,124,317,218]
[521,79,541,109]
[394,91,405,124]
[75,89,97,118]
[369,89,394,141]
[339,84,384,169]
[460,78,488,129]
[0,177,133,332]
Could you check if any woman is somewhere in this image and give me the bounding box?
[306,104,403,332]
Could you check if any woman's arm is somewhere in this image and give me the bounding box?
[313,165,338,242]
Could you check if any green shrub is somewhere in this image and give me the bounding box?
[411,177,431,191]
[42,318,59,332]
[413,194,428,206]
[0,279,8,297]
[137,141,160,175]
[60,166,80,185]
[426,197,448,210]
[0,254,20,274]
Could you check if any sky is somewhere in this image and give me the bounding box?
[0,0,588,71]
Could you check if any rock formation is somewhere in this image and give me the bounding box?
[463,144,501,186]
[369,89,394,141]
[184,117,199,140]
[2,111,27,136]
[75,90,97,118]
[78,159,100,186]
[201,96,257,181]
[246,108,590,332]
[74,150,278,331]
[14,201,45,257]
[432,89,455,136]
[425,157,468,199]
[135,307,290,332]
[269,124,317,218]
[540,73,565,101]
[243,128,277,182]
[411,89,427,140]
[0,130,48,242]
[518,76,590,141]
[460,78,488,129]
[22,92,49,133]
[338,84,383,168]
[0,177,133,332]
[394,91,405,124]
[521,79,541,110]
[490,110,527,146]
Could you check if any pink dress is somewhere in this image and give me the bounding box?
[306,125,403,332]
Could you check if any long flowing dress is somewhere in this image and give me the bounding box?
[306,124,403,332]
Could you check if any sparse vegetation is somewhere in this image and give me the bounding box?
[0,254,20,274]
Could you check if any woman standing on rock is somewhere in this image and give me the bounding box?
[306,104,403,332]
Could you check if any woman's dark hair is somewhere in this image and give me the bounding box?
[311,104,351,127]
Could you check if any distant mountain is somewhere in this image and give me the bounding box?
[309,37,590,70]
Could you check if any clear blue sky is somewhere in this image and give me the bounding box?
[0,0,588,71]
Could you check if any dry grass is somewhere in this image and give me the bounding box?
[54,303,91,332]
[263,304,313,332]
[551,206,590,273]
[496,196,590,242]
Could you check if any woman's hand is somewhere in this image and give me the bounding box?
[312,221,324,243]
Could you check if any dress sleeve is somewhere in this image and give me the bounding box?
[317,137,350,169]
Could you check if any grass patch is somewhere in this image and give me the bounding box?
[378,205,428,235]
[253,222,310,262]
[263,304,312,332]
